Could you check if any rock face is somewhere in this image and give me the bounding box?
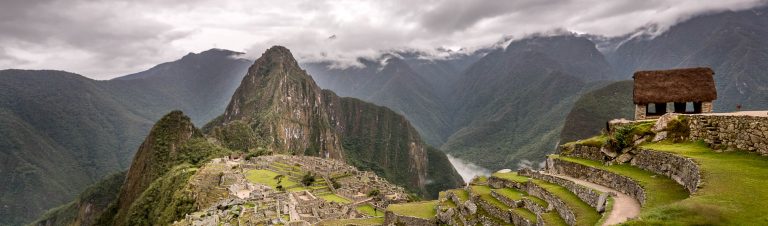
[207,46,461,197]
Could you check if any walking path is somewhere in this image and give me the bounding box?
[542,173,641,225]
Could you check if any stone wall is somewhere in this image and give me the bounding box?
[546,158,646,205]
[383,211,437,226]
[488,176,526,190]
[559,144,606,163]
[635,104,646,120]
[473,197,511,224]
[687,114,768,154]
[520,169,607,210]
[631,149,701,193]
[523,182,577,226]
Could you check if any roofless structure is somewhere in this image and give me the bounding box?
[633,67,717,120]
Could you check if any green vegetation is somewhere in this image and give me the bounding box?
[490,172,529,183]
[126,164,199,226]
[317,217,384,226]
[560,80,635,143]
[246,169,299,190]
[493,188,524,200]
[553,155,689,209]
[319,194,351,204]
[386,200,438,219]
[664,116,690,141]
[540,211,569,226]
[301,173,316,186]
[607,121,655,151]
[356,204,383,217]
[532,179,601,226]
[630,141,768,225]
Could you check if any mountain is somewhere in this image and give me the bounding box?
[304,55,459,146]
[34,46,462,226]
[306,34,615,170]
[0,49,250,225]
[559,81,634,143]
[207,46,462,196]
[442,35,614,168]
[609,6,768,112]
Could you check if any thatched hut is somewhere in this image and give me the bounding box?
[633,67,717,120]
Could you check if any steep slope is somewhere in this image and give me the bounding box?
[208,46,463,196]
[559,81,634,143]
[0,70,151,226]
[0,49,250,225]
[32,172,126,226]
[442,35,614,169]
[304,56,453,146]
[610,6,768,112]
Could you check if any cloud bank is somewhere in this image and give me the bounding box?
[447,154,491,183]
[0,0,765,79]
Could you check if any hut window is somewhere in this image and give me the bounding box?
[693,102,703,113]
[646,103,666,116]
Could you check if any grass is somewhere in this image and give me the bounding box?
[450,189,469,202]
[493,188,524,200]
[631,141,768,225]
[245,169,302,191]
[316,217,384,226]
[356,204,384,217]
[552,155,689,209]
[532,179,600,226]
[386,201,438,219]
[491,172,529,183]
[540,211,569,226]
[524,194,548,208]
[319,194,351,204]
[566,134,609,147]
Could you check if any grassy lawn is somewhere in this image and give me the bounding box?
[356,204,384,217]
[633,141,768,225]
[386,201,438,219]
[553,155,689,209]
[491,172,529,183]
[493,188,524,200]
[245,169,302,190]
[532,179,600,226]
[317,217,384,226]
[540,211,568,226]
[319,193,351,204]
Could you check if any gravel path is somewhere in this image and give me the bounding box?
[542,173,641,225]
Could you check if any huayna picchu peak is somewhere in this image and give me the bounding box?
[34,46,463,226]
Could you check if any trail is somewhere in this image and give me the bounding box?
[542,173,641,225]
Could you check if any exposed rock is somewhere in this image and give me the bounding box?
[616,153,633,163]
[652,113,680,132]
[652,131,668,142]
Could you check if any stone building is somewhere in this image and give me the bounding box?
[633,67,717,120]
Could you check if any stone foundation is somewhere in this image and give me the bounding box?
[559,144,606,163]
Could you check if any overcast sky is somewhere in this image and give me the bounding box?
[0,0,765,79]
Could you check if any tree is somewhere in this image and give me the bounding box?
[301,173,316,186]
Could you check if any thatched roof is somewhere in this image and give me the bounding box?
[633,67,717,104]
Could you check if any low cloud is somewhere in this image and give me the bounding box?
[446,154,491,183]
[0,0,765,79]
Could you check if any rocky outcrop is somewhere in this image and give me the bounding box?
[206,46,461,197]
[687,115,768,154]
[631,149,701,193]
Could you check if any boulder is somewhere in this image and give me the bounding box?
[601,147,618,158]
[616,153,633,163]
[652,113,680,132]
[652,131,668,142]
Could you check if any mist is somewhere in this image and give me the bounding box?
[446,154,491,183]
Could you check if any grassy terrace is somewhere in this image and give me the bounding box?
[552,155,689,210]
[319,193,351,204]
[317,217,384,226]
[491,172,529,183]
[540,211,569,226]
[493,188,524,200]
[471,186,538,223]
[356,204,384,217]
[245,169,302,190]
[634,141,768,225]
[386,201,438,219]
[451,189,469,202]
[532,179,600,226]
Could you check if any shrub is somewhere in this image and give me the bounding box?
[608,125,634,151]
[368,189,381,197]
[665,116,690,142]
[301,173,316,186]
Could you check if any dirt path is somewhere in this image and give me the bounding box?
[542,173,641,225]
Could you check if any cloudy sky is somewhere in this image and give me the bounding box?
[0,0,765,79]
